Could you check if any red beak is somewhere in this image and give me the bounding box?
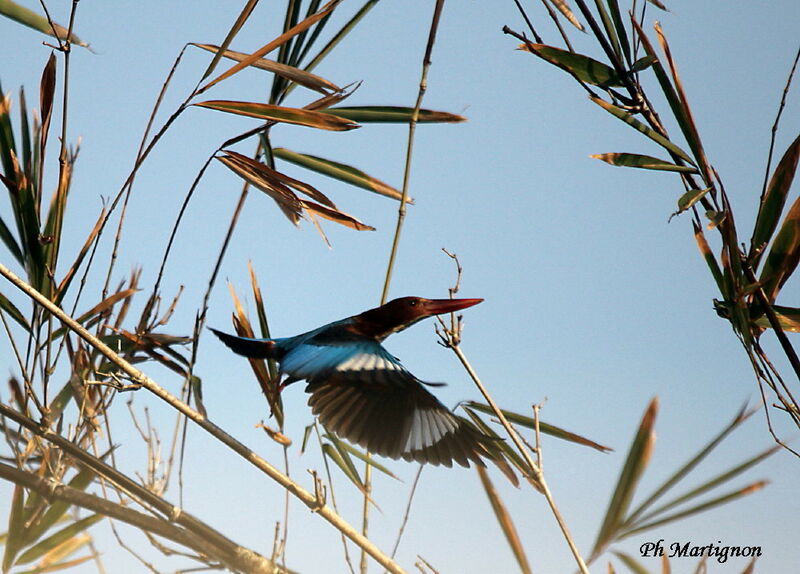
[419,298,483,316]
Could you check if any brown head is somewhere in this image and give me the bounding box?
[353,296,483,340]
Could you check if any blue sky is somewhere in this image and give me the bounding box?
[2,1,800,573]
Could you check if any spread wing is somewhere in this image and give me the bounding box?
[285,338,492,468]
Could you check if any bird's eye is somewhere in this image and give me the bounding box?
[408,300,417,307]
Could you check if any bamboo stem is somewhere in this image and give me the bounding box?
[449,345,589,574]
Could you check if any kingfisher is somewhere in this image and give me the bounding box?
[211,297,512,476]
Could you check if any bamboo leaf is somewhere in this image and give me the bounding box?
[24,463,102,547]
[16,549,94,573]
[591,152,698,173]
[605,0,632,67]
[225,282,281,419]
[476,465,532,574]
[518,43,623,87]
[194,100,359,131]
[624,404,752,527]
[0,215,24,265]
[590,97,694,164]
[0,290,30,330]
[753,304,800,332]
[197,0,259,82]
[248,262,279,384]
[612,551,650,574]
[321,442,364,492]
[627,445,778,532]
[463,407,527,488]
[546,0,583,31]
[465,401,612,453]
[759,194,800,302]
[3,485,26,571]
[621,481,768,539]
[630,55,657,73]
[0,0,87,46]
[198,0,339,94]
[16,516,101,565]
[55,208,106,305]
[750,133,800,268]
[676,187,711,214]
[49,289,137,342]
[193,43,341,94]
[302,198,374,231]
[273,147,405,201]
[654,22,712,186]
[630,19,697,170]
[217,152,303,223]
[591,398,657,559]
[325,106,465,124]
[221,149,336,207]
[322,433,398,480]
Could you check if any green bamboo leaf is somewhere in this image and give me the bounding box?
[630,20,699,171]
[620,481,768,539]
[322,433,398,480]
[301,423,315,453]
[197,0,338,94]
[653,22,712,186]
[273,147,405,201]
[752,304,800,332]
[676,187,711,213]
[759,194,800,302]
[321,442,364,492]
[605,0,632,66]
[55,208,105,305]
[0,215,24,265]
[590,97,694,164]
[518,43,623,87]
[623,404,752,527]
[194,100,359,131]
[16,515,101,565]
[630,55,657,73]
[0,0,87,47]
[591,398,657,559]
[750,133,800,268]
[611,551,650,574]
[627,445,778,532]
[3,484,26,571]
[476,466,532,574]
[196,0,259,82]
[23,464,101,547]
[325,106,465,124]
[593,0,623,63]
[301,0,380,78]
[465,401,612,453]
[0,290,30,330]
[591,152,698,173]
[193,43,341,94]
[463,407,529,487]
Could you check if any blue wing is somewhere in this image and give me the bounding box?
[212,326,506,472]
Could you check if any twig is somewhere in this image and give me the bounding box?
[389,465,424,563]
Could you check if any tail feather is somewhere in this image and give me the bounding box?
[209,328,276,359]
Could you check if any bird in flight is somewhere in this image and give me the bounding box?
[211,296,514,479]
